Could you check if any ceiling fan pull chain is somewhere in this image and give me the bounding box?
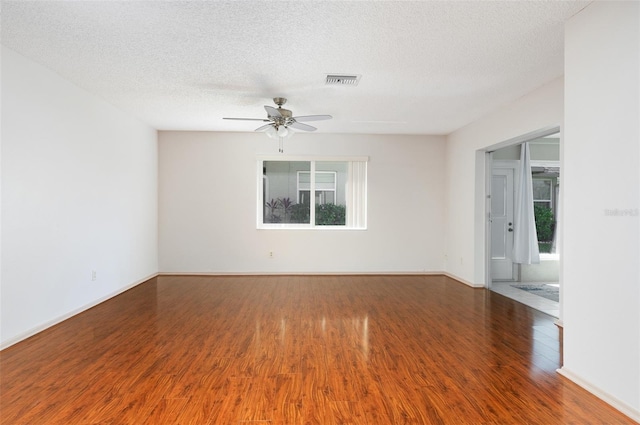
[278,137,284,153]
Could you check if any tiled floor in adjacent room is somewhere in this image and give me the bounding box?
[490,281,559,318]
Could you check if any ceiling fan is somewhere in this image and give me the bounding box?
[223,97,332,136]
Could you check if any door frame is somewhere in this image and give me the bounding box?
[479,125,560,290]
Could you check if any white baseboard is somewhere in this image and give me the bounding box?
[159,271,485,290]
[157,271,447,276]
[557,367,640,423]
[442,272,485,288]
[0,273,158,351]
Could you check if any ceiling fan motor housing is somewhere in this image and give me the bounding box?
[273,97,287,107]
[271,110,293,128]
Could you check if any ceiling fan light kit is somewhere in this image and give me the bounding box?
[223,97,332,153]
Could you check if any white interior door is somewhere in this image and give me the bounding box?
[491,168,515,280]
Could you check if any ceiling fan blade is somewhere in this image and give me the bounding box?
[290,121,317,132]
[254,124,273,132]
[223,117,270,121]
[264,106,282,117]
[292,115,332,122]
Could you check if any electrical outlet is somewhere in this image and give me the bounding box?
[91,270,97,281]
[269,251,274,259]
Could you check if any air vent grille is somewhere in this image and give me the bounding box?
[325,74,360,86]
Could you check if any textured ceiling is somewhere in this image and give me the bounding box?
[1,1,590,135]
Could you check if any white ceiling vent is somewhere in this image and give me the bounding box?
[325,74,360,86]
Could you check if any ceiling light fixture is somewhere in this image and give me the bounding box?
[223,97,332,153]
[264,119,293,152]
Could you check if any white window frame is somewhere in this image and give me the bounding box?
[530,160,559,212]
[257,156,368,230]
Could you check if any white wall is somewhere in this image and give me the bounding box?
[1,47,158,348]
[561,1,639,419]
[444,78,563,285]
[159,131,446,273]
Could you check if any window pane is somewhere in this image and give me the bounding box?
[532,179,551,201]
[298,172,310,189]
[317,190,335,204]
[264,161,310,224]
[315,172,336,190]
[534,201,551,209]
[315,162,347,225]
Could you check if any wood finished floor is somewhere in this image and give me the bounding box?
[0,275,635,424]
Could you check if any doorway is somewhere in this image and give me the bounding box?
[485,129,561,318]
[490,165,516,281]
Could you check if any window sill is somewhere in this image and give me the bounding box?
[257,225,366,231]
[539,253,559,261]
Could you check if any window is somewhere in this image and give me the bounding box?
[258,157,367,229]
[532,178,553,209]
[532,177,556,252]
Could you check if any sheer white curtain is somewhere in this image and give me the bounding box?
[512,142,540,264]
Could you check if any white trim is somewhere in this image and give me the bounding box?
[158,271,448,276]
[530,160,560,168]
[257,154,369,162]
[483,151,493,288]
[0,273,158,351]
[484,125,560,153]
[258,225,367,231]
[158,271,449,277]
[557,367,640,422]
[442,272,485,288]
[540,253,559,261]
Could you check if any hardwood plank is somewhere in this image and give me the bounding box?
[1,275,636,424]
